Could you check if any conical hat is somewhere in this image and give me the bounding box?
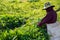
[43,2,55,10]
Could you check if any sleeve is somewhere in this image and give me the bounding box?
[38,13,52,26]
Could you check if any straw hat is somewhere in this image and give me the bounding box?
[43,2,55,10]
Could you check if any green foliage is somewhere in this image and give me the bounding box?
[0,15,26,29]
[0,0,60,40]
[27,0,40,2]
[0,25,49,40]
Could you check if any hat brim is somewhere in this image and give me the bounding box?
[42,5,55,10]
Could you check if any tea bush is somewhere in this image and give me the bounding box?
[0,0,60,40]
[27,0,40,2]
[0,15,26,29]
[0,24,49,40]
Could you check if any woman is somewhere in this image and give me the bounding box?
[38,2,60,40]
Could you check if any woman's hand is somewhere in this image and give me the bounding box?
[37,22,42,27]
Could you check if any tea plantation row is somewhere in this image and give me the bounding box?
[0,0,60,40]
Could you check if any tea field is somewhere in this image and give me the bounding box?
[0,0,60,40]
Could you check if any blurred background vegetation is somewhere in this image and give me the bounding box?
[0,0,60,40]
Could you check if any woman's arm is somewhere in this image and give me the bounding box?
[56,8,60,12]
[38,13,52,26]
